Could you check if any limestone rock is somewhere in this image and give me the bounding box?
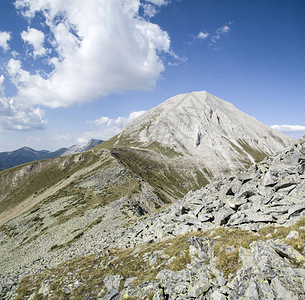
[103,275,123,291]
[188,236,214,260]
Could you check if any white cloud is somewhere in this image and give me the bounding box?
[197,31,209,40]
[21,27,46,57]
[0,31,11,51]
[211,24,231,44]
[0,101,47,131]
[6,58,35,89]
[219,25,230,34]
[11,50,19,58]
[81,110,146,142]
[145,0,168,6]
[0,74,47,131]
[168,50,187,64]
[271,124,305,132]
[0,75,5,96]
[271,124,305,140]
[143,4,157,18]
[92,110,146,128]
[12,0,170,109]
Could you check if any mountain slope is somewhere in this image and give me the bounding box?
[0,90,294,298]
[97,91,291,198]
[102,92,291,174]
[0,139,104,171]
[5,136,305,300]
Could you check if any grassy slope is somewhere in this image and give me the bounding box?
[96,131,272,202]
[96,134,212,202]
[15,217,305,299]
[0,151,105,216]
[110,147,209,201]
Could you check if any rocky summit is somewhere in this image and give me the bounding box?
[108,91,291,177]
[0,91,303,300]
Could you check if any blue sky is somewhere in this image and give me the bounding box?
[0,0,304,151]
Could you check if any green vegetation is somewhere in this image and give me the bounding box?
[258,218,305,254]
[143,141,182,158]
[6,156,143,250]
[41,176,140,245]
[206,227,258,277]
[96,134,120,150]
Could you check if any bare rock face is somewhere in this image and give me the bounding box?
[114,91,292,176]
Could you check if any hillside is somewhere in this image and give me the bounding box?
[2,136,304,299]
[0,91,295,299]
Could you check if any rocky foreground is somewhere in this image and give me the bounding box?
[2,138,304,299]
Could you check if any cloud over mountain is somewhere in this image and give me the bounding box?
[271,124,305,139]
[12,0,170,108]
[77,110,146,143]
[0,0,171,131]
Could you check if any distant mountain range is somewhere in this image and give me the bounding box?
[0,139,104,171]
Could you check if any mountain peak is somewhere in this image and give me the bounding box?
[60,139,104,156]
[108,91,292,177]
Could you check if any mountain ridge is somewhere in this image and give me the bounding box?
[0,139,104,171]
[0,90,297,299]
[2,135,304,299]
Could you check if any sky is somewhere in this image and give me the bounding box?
[0,0,304,151]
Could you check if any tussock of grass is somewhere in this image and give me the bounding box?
[195,227,258,277]
[258,218,305,253]
[169,251,191,271]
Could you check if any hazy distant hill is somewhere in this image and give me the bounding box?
[0,139,104,171]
